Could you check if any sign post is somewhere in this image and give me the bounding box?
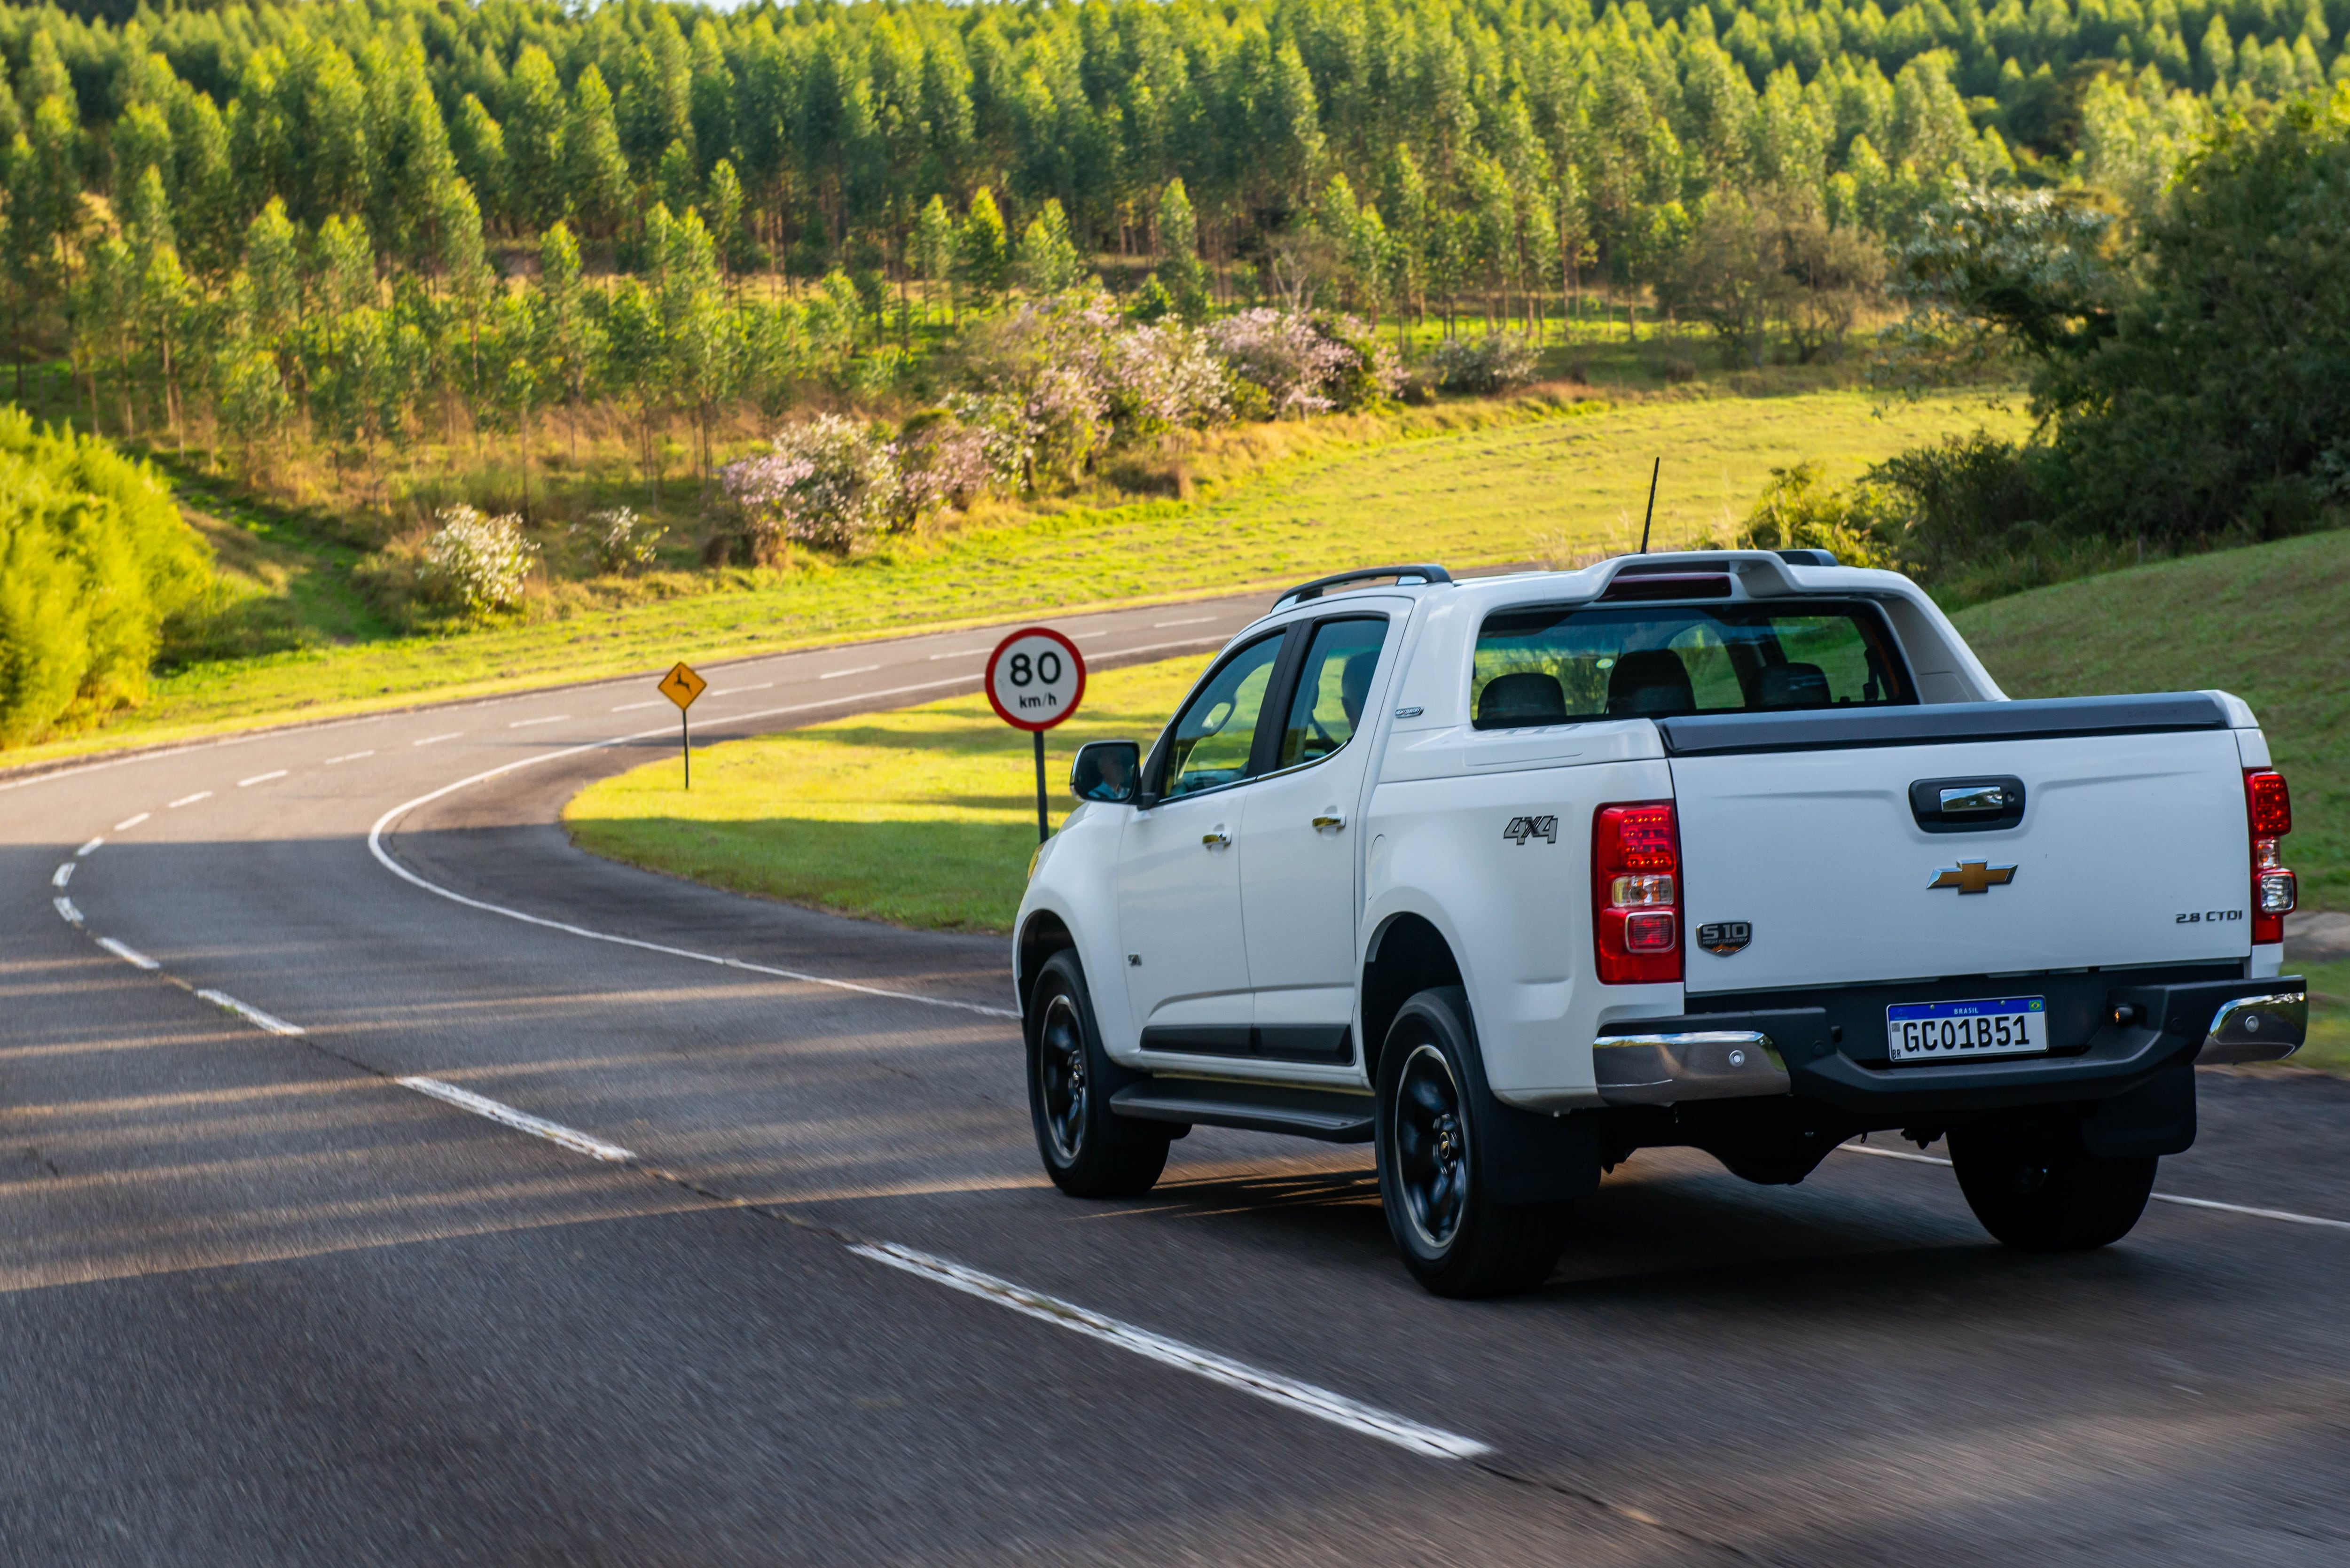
[659,660,707,788]
[985,627,1086,842]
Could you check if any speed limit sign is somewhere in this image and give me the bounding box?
[985,627,1086,732]
[987,626,1086,842]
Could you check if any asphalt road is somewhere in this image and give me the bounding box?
[5,589,2350,1565]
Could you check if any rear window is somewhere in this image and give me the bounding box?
[1471,601,1914,730]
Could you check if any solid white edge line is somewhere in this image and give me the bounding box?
[96,936,160,971]
[850,1242,1491,1461]
[53,896,82,926]
[193,988,306,1037]
[113,812,149,830]
[1836,1140,2350,1232]
[397,1076,634,1162]
[51,863,73,888]
[75,836,103,857]
[238,770,289,787]
[168,791,211,808]
[365,677,1021,1020]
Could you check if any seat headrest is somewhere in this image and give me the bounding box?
[1477,671,1568,727]
[1756,661,1830,709]
[1606,649,1695,718]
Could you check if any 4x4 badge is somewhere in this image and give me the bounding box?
[1503,814,1558,845]
[1929,860,2018,894]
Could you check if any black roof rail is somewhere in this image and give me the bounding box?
[1273,563,1453,608]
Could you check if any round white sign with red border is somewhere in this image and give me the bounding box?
[985,627,1086,732]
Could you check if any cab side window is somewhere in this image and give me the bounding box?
[1162,633,1286,799]
[1276,617,1388,770]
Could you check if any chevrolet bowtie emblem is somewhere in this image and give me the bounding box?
[1929,860,2018,895]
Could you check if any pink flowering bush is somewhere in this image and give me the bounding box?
[1207,308,1400,416]
[720,414,896,558]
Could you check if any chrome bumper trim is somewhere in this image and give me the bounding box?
[2200,991,2306,1065]
[1593,1030,1790,1106]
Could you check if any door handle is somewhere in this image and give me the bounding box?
[1311,812,1347,832]
[1201,828,1231,849]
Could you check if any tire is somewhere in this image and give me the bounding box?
[1025,951,1171,1199]
[1375,987,1572,1298]
[1949,1115,2157,1252]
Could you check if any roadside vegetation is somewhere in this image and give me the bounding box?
[8,0,2350,759]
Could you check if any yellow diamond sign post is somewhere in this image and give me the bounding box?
[660,661,707,789]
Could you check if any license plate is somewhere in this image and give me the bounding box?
[1886,996,2048,1063]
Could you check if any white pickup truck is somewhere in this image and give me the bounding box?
[1014,553,2307,1296]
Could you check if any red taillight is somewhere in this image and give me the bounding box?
[2245,769,2295,944]
[1593,802,1683,984]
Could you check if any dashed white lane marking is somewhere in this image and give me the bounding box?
[75,836,103,857]
[113,813,149,831]
[50,863,73,888]
[168,791,211,808]
[238,770,288,787]
[708,683,773,695]
[53,896,81,926]
[509,715,570,728]
[611,700,663,712]
[1838,1141,2350,1233]
[927,649,984,660]
[1154,615,1217,627]
[325,751,374,765]
[366,680,1021,1021]
[851,1242,1490,1461]
[96,937,159,970]
[819,664,881,679]
[414,733,462,746]
[397,1077,634,1162]
[194,989,306,1036]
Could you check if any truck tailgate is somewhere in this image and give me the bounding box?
[1670,725,2252,994]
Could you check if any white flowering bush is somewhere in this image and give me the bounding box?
[1429,332,1542,394]
[422,504,538,612]
[1107,320,1230,436]
[720,414,897,557]
[575,506,665,574]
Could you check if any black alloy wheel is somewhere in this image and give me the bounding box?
[1035,991,1089,1166]
[1024,950,1171,1199]
[1375,986,1572,1298]
[1392,1043,1470,1251]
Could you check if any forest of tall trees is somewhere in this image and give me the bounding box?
[0,0,2342,537]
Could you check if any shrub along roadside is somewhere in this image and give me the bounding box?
[0,410,211,744]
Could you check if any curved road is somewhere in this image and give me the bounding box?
[4,592,2350,1564]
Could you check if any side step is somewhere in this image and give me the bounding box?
[1110,1078,1374,1144]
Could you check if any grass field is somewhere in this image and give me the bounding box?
[564,655,1213,930]
[8,386,2013,769]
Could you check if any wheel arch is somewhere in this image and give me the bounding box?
[1360,911,1465,1086]
[1016,908,1078,1022]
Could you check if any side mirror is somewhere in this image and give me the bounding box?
[1070,740,1142,804]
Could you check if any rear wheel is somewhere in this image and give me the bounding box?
[1376,987,1571,1297]
[1949,1116,2156,1251]
[1026,951,1170,1199]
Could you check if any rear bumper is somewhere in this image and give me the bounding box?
[1596,977,2304,1115]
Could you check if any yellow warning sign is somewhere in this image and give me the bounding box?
[660,661,707,710]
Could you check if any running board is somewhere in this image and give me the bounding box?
[1110,1079,1374,1143]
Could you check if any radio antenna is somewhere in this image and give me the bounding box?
[1638,457,1660,554]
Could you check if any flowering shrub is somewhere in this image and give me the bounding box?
[1207,309,1399,416]
[720,414,897,557]
[1429,332,1542,394]
[893,412,1007,525]
[1106,321,1230,436]
[575,506,665,574]
[422,504,538,612]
